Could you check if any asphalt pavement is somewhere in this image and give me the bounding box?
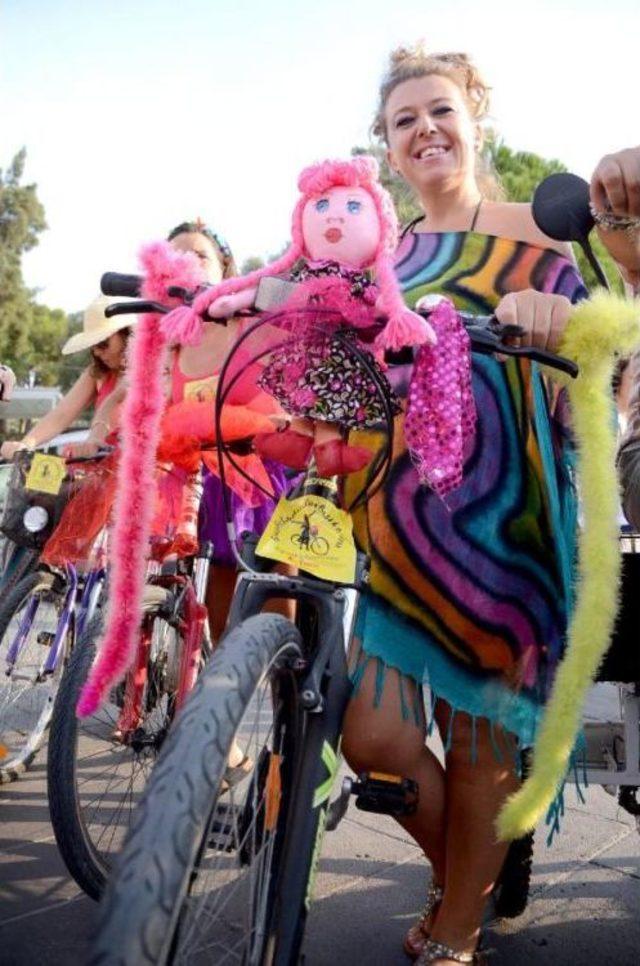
[1,686,639,965]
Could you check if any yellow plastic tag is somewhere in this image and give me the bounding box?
[0,742,7,760]
[256,494,356,584]
[24,453,66,496]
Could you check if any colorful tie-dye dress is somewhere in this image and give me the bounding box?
[348,230,587,747]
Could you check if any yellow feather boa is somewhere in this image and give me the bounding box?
[497,291,640,841]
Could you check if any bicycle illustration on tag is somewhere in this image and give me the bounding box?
[290,513,329,556]
[256,492,357,583]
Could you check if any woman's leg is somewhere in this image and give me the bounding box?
[428,704,520,961]
[341,659,447,886]
[205,563,237,643]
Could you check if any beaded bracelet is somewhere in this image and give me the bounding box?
[590,203,640,234]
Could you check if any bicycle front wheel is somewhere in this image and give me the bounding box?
[0,572,70,783]
[91,613,307,966]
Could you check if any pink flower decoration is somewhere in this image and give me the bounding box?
[291,387,317,407]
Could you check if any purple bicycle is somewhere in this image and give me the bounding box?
[0,451,110,782]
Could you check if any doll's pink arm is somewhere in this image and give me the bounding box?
[207,286,258,319]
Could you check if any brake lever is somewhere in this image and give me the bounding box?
[500,344,578,377]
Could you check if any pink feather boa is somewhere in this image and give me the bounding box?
[77,242,206,717]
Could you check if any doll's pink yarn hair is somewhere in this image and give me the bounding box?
[163,156,433,350]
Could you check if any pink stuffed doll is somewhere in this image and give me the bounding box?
[163,156,475,494]
[163,156,436,478]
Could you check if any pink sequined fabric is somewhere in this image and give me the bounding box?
[404,299,476,497]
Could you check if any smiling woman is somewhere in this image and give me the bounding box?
[340,42,589,966]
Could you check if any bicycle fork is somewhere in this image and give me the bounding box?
[5,568,78,683]
[116,542,214,733]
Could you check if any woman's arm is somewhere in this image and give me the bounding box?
[88,382,126,442]
[590,146,640,291]
[0,367,96,458]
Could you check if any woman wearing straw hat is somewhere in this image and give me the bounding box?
[0,295,134,460]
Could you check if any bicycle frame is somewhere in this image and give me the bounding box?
[4,564,105,682]
[114,530,213,741]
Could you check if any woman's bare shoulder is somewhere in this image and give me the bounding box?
[479,201,575,261]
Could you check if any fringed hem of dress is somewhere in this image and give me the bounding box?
[354,589,588,843]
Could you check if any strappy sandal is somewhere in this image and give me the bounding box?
[416,938,489,964]
[404,884,444,959]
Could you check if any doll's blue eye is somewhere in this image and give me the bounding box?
[315,198,329,212]
[347,200,362,214]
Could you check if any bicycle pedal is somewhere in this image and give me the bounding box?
[353,771,418,817]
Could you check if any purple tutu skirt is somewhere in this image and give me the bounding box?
[197,460,292,566]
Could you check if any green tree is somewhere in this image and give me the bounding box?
[351,143,421,225]
[24,304,71,386]
[487,137,622,292]
[486,136,566,203]
[57,311,88,391]
[0,149,47,373]
[240,255,265,274]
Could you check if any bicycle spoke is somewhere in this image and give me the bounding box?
[172,664,289,964]
[69,615,175,869]
[0,590,66,767]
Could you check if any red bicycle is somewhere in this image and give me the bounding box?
[47,457,214,900]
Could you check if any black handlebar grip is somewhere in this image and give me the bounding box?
[100,272,142,298]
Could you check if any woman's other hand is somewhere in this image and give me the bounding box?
[495,290,573,352]
[1,440,29,460]
[590,147,640,290]
[591,146,640,219]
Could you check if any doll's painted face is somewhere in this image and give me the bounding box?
[301,186,381,268]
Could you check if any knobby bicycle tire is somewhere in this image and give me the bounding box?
[91,612,319,966]
[48,604,180,900]
[0,571,69,783]
[0,543,38,596]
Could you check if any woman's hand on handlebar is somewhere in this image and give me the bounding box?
[494,290,573,353]
[0,439,31,460]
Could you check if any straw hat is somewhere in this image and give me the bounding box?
[61,295,137,355]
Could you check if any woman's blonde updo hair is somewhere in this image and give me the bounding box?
[373,44,504,201]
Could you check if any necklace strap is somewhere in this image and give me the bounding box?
[400,214,425,241]
[469,196,483,232]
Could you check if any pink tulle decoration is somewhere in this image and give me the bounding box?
[404,300,476,497]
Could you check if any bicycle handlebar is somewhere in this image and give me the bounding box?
[99,278,579,377]
[457,312,578,378]
[101,272,142,298]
